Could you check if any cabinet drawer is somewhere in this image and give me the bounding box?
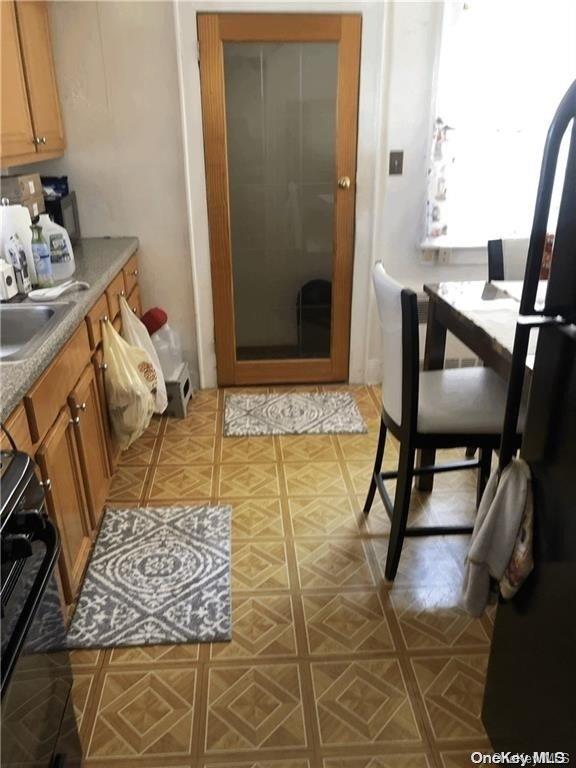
[105,271,126,320]
[69,365,111,531]
[25,323,91,444]
[36,407,92,603]
[93,349,121,471]
[127,285,142,318]
[85,292,109,350]
[123,253,139,296]
[1,403,33,454]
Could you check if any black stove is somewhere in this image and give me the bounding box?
[0,449,82,767]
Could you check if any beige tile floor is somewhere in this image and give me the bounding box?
[72,385,493,767]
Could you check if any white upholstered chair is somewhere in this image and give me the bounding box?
[488,238,530,281]
[364,262,524,580]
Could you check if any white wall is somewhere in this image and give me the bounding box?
[21,1,199,379]
[366,1,486,377]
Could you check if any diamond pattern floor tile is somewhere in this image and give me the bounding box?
[302,591,394,655]
[118,436,157,466]
[210,594,297,660]
[294,539,375,589]
[107,466,148,502]
[87,669,196,758]
[371,538,464,588]
[222,497,284,539]
[390,587,490,650]
[323,756,431,768]
[411,654,489,741]
[336,433,395,462]
[283,462,348,496]
[279,435,338,462]
[288,496,359,538]
[157,435,216,465]
[205,664,307,753]
[221,436,277,463]
[204,761,310,768]
[165,411,218,436]
[233,541,290,591]
[311,659,421,746]
[148,465,214,499]
[220,463,281,497]
[108,644,200,667]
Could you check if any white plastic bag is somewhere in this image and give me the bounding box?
[101,320,155,450]
[120,297,167,413]
[151,324,183,381]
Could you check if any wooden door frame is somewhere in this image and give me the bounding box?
[198,13,361,386]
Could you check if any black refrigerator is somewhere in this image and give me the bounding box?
[482,80,576,752]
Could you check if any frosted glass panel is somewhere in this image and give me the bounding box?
[224,42,337,360]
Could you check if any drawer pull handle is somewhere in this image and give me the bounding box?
[76,402,87,412]
[69,416,80,426]
[119,290,126,297]
[99,362,108,371]
[100,315,109,323]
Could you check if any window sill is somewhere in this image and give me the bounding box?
[420,237,486,250]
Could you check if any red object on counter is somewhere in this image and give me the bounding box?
[141,307,168,337]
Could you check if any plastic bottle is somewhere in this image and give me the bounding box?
[30,219,54,288]
[4,233,32,294]
[39,213,75,281]
[0,202,38,284]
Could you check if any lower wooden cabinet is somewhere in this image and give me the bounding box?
[69,365,111,531]
[36,408,93,603]
[93,348,121,472]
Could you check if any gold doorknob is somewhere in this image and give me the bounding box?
[338,176,351,189]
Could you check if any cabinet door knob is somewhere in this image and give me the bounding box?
[69,416,80,425]
[338,176,351,190]
[119,290,126,297]
[41,136,47,144]
[99,362,108,370]
[40,478,52,491]
[100,314,109,323]
[132,306,137,314]
[131,269,139,277]
[33,136,42,145]
[76,402,87,411]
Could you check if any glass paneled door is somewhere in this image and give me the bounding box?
[198,14,361,385]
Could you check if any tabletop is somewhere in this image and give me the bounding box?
[423,280,548,373]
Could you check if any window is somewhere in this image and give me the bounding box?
[427,1,576,244]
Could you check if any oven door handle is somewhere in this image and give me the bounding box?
[0,518,61,697]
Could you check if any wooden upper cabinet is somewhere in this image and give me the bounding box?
[36,408,92,604]
[69,365,111,532]
[0,1,35,160]
[15,0,65,155]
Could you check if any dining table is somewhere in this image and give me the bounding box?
[415,279,547,490]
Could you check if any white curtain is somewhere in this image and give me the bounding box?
[427,0,576,243]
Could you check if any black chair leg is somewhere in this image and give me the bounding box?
[363,418,387,514]
[476,448,492,508]
[384,441,415,580]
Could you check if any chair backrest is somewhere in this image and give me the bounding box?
[372,262,419,428]
[487,238,530,281]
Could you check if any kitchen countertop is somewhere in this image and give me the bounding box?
[0,236,139,422]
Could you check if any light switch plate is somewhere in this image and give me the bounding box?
[389,150,404,175]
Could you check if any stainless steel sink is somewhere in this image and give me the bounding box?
[0,302,74,362]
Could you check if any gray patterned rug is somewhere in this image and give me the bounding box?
[67,505,231,649]
[224,392,367,436]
